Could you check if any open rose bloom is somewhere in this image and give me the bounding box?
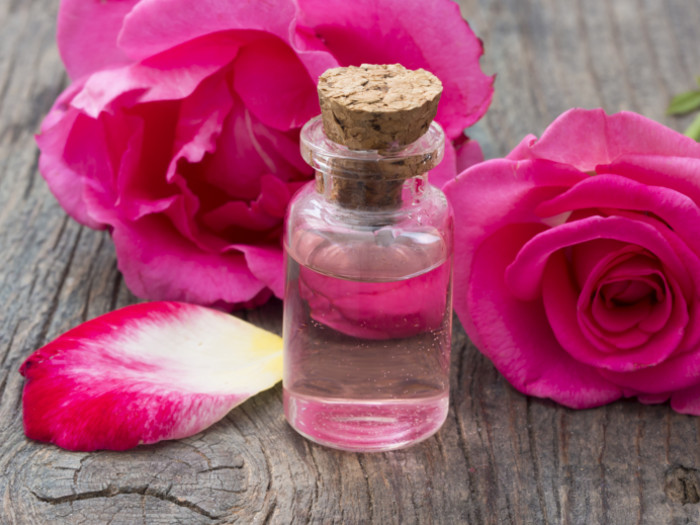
[38,0,493,308]
[444,109,700,413]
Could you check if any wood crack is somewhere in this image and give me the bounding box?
[262,498,277,525]
[356,456,374,524]
[31,484,218,520]
[257,431,277,523]
[22,149,40,200]
[196,465,244,474]
[306,445,321,524]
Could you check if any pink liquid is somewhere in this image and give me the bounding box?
[283,231,452,452]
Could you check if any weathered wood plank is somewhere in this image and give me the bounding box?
[2,0,700,523]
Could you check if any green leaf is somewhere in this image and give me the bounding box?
[667,90,700,115]
[684,112,700,141]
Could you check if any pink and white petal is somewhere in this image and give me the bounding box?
[466,224,622,407]
[119,0,296,61]
[112,216,266,305]
[20,302,282,451]
[57,0,141,79]
[528,109,700,171]
[295,0,494,137]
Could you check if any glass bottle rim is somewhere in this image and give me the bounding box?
[300,115,445,179]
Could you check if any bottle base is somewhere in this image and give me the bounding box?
[283,389,449,452]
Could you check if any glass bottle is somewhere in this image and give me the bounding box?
[282,113,453,452]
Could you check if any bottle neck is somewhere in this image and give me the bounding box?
[300,116,445,211]
[314,171,427,210]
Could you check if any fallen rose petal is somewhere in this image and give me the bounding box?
[20,302,282,451]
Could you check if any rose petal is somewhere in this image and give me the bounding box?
[536,173,700,255]
[295,0,494,137]
[119,0,296,61]
[670,383,700,416]
[444,158,585,347]
[590,272,667,334]
[112,216,267,305]
[57,0,140,79]
[525,109,700,172]
[20,302,283,451]
[37,103,105,229]
[200,99,311,200]
[506,134,538,161]
[575,247,671,343]
[506,215,691,302]
[466,224,622,408]
[232,244,285,300]
[604,154,700,210]
[543,249,688,372]
[600,345,700,395]
[72,33,240,119]
[232,36,319,131]
[510,216,689,371]
[454,135,485,173]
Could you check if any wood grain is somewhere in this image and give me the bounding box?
[2,0,700,523]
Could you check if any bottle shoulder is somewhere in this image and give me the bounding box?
[286,182,453,281]
[287,181,452,231]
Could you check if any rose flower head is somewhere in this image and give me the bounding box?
[38,0,493,308]
[444,108,700,414]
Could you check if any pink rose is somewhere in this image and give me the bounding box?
[444,108,700,414]
[38,0,493,307]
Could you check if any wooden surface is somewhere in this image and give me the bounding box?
[2,0,700,523]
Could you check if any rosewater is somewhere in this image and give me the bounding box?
[283,65,453,451]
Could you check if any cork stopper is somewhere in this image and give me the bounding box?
[314,64,443,209]
[318,64,442,151]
